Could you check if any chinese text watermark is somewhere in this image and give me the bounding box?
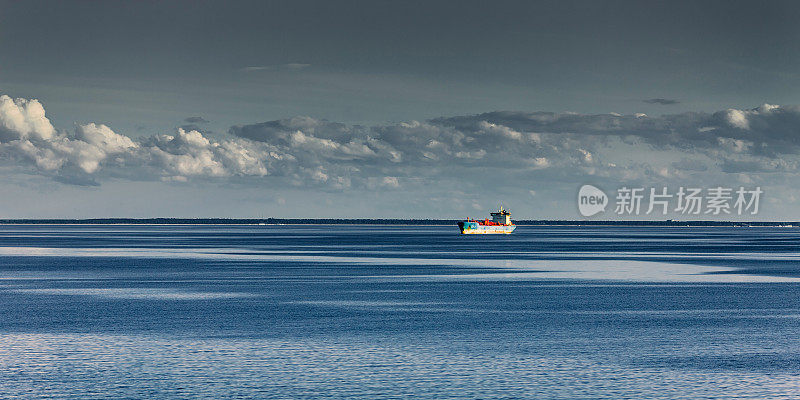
[578,185,762,217]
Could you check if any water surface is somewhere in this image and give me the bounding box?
[1,225,799,398]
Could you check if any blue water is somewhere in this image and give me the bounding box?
[1,225,800,398]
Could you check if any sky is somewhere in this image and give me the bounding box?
[1,0,800,219]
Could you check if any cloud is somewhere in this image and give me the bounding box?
[230,116,352,144]
[434,104,800,156]
[719,158,795,173]
[179,124,207,133]
[285,63,311,70]
[671,158,708,172]
[240,63,311,72]
[0,95,56,142]
[643,98,679,105]
[0,95,278,182]
[53,174,100,187]
[2,94,800,193]
[241,66,270,72]
[76,123,137,153]
[184,116,209,124]
[140,128,271,179]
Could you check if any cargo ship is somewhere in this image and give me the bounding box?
[458,206,516,234]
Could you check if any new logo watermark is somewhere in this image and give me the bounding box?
[578,185,608,217]
[577,185,763,217]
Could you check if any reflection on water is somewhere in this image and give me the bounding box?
[1,225,800,398]
[11,288,257,300]
[2,333,798,399]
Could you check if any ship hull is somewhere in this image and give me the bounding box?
[458,221,516,234]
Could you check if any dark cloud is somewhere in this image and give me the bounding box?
[229,116,353,144]
[184,116,209,124]
[671,158,708,172]
[643,98,679,105]
[240,64,311,72]
[53,174,100,187]
[436,104,800,156]
[719,159,793,173]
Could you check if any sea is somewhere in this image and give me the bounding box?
[1,224,799,399]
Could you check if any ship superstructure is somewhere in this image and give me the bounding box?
[458,206,516,234]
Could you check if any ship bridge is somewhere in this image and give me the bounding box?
[490,206,512,225]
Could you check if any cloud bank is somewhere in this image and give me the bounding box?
[240,63,311,72]
[643,98,679,105]
[1,93,798,193]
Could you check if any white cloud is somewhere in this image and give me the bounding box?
[478,121,523,141]
[530,157,549,168]
[143,129,272,179]
[4,94,800,195]
[75,123,137,153]
[382,176,399,187]
[577,148,593,163]
[0,95,56,142]
[724,109,750,129]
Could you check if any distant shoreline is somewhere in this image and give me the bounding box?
[0,218,795,227]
